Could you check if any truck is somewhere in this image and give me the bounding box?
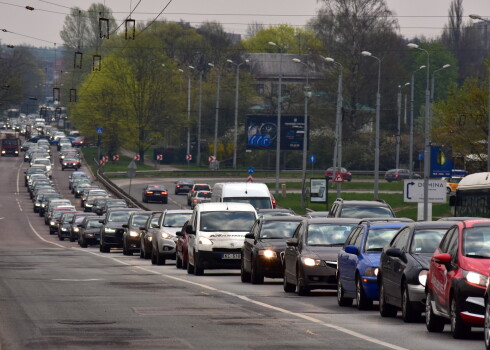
[1,133,21,156]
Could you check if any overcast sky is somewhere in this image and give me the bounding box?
[0,0,489,47]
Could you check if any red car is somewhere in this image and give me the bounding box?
[325,167,352,182]
[426,219,490,339]
[61,157,81,171]
[175,220,191,269]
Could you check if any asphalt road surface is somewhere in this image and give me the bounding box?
[0,148,484,350]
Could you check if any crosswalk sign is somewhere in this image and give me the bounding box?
[334,172,344,183]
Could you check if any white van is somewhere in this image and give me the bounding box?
[186,202,257,275]
[211,182,273,210]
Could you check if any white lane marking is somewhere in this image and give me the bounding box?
[52,279,101,282]
[76,248,407,350]
[0,217,4,220]
[26,216,65,248]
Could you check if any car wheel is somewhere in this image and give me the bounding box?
[156,250,165,266]
[100,242,110,253]
[69,234,75,243]
[337,276,353,307]
[151,249,157,265]
[296,268,309,296]
[402,284,420,322]
[451,296,470,339]
[240,257,251,283]
[356,275,372,310]
[485,302,490,350]
[379,281,397,317]
[193,251,204,276]
[139,242,145,259]
[251,258,264,285]
[425,291,445,333]
[122,241,133,256]
[187,255,195,274]
[80,236,87,248]
[176,254,183,269]
[283,266,295,293]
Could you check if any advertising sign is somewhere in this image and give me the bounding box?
[403,179,446,203]
[431,145,453,177]
[246,115,308,151]
[310,178,327,203]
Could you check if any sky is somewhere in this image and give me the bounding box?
[0,0,490,47]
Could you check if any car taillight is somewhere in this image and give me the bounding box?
[162,192,167,195]
[176,185,180,188]
[395,174,399,178]
[146,191,153,194]
[193,199,198,203]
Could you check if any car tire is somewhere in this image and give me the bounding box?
[139,243,145,259]
[187,256,195,274]
[240,257,251,283]
[337,276,353,307]
[100,241,110,253]
[156,251,165,266]
[122,241,132,256]
[251,258,264,285]
[176,254,183,269]
[193,251,204,276]
[485,302,490,350]
[379,281,397,317]
[69,234,75,243]
[356,275,372,310]
[425,291,445,333]
[283,268,295,293]
[151,250,157,265]
[402,284,420,322]
[80,236,87,248]
[58,235,64,241]
[296,268,309,296]
[451,297,470,339]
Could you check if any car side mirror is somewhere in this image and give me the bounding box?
[176,230,184,237]
[432,253,451,264]
[286,238,298,247]
[185,225,195,235]
[244,233,254,240]
[345,245,359,255]
[139,226,146,231]
[386,248,407,262]
[122,224,128,228]
[99,220,104,224]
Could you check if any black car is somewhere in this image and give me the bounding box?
[283,218,359,295]
[69,213,95,242]
[142,184,168,204]
[378,221,455,322]
[256,208,296,218]
[384,168,421,182]
[78,216,104,248]
[327,198,396,218]
[241,216,303,284]
[174,179,194,195]
[122,211,153,256]
[99,208,141,253]
[92,197,110,216]
[139,211,163,259]
[102,199,128,214]
[57,211,79,241]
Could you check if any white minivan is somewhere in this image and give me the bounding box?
[211,182,273,210]
[186,202,257,275]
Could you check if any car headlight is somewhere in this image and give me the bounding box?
[85,204,92,207]
[364,267,379,277]
[73,227,79,232]
[418,270,428,286]
[104,228,116,233]
[147,236,152,242]
[61,227,67,231]
[301,257,321,267]
[86,233,94,237]
[35,203,40,206]
[50,221,55,225]
[41,204,46,207]
[63,163,67,166]
[463,270,488,287]
[129,230,139,238]
[258,249,277,258]
[199,237,213,246]
[161,232,173,239]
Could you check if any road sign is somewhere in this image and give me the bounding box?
[208,155,216,162]
[333,172,344,183]
[156,154,163,161]
[96,127,103,134]
[128,160,137,170]
[403,179,446,203]
[112,154,119,161]
[247,175,254,183]
[247,166,255,175]
[309,155,316,163]
[134,154,140,161]
[186,154,192,161]
[127,169,136,178]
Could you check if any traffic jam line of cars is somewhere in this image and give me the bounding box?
[21,132,490,348]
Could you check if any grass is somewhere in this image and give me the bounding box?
[81,148,156,174]
[265,181,404,191]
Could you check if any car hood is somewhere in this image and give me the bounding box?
[462,257,490,275]
[361,252,381,266]
[304,245,344,262]
[157,227,182,237]
[104,222,126,229]
[84,228,101,234]
[257,239,289,251]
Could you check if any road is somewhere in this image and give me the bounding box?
[0,149,484,349]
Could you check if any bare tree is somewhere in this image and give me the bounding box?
[246,22,265,39]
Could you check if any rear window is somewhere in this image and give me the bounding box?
[341,206,394,218]
[163,213,192,227]
[194,185,210,191]
[200,211,256,232]
[222,197,272,210]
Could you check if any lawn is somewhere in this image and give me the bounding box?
[81,147,156,174]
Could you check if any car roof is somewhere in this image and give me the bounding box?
[338,200,391,207]
[197,202,256,212]
[404,221,458,229]
[306,217,361,224]
[164,209,193,214]
[260,216,304,222]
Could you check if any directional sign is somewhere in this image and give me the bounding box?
[186,154,192,161]
[333,172,344,183]
[208,155,216,162]
[247,175,254,183]
[96,127,103,135]
[309,155,316,164]
[112,154,119,161]
[247,166,255,175]
[128,159,137,170]
[134,154,140,161]
[403,179,446,203]
[127,169,136,178]
[156,154,163,161]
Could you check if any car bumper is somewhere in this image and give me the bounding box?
[145,195,168,202]
[256,256,283,278]
[196,249,241,269]
[157,238,177,257]
[361,275,379,299]
[407,283,426,304]
[300,264,338,290]
[82,233,100,244]
[101,232,123,247]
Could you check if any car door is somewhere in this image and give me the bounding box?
[338,226,362,294]
[243,220,260,271]
[442,229,460,315]
[284,223,303,282]
[383,227,410,302]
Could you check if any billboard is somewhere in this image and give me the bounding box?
[246,115,308,151]
[310,178,327,203]
[430,145,453,177]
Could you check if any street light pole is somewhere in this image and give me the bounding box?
[396,82,410,169]
[197,70,203,167]
[361,51,382,200]
[431,64,450,101]
[292,58,310,209]
[409,65,426,178]
[227,59,249,170]
[208,62,221,165]
[268,41,284,196]
[179,65,195,167]
[408,43,430,220]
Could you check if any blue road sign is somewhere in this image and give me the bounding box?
[248,134,271,146]
[309,155,316,163]
[96,127,103,135]
[247,166,255,175]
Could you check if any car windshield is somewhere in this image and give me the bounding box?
[463,227,490,258]
[364,228,401,252]
[87,220,103,229]
[200,211,256,232]
[259,221,300,239]
[61,213,76,223]
[410,229,447,254]
[74,216,88,224]
[108,212,132,222]
[163,213,192,227]
[222,197,272,210]
[341,207,394,218]
[107,201,126,207]
[306,223,356,246]
[131,213,151,227]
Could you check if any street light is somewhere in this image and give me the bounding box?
[408,42,430,220]
[208,62,221,166]
[268,41,285,196]
[361,50,382,199]
[323,56,344,198]
[431,64,450,101]
[227,58,249,170]
[409,65,426,178]
[396,82,410,169]
[179,65,195,166]
[292,57,311,209]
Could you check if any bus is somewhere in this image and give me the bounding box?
[7,108,20,119]
[450,172,490,217]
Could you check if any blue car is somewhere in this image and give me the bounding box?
[337,219,413,310]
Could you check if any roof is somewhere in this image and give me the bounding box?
[339,200,391,207]
[306,218,360,225]
[457,172,490,190]
[196,202,256,212]
[261,216,303,222]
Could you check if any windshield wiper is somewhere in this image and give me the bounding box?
[366,248,383,252]
[465,254,490,259]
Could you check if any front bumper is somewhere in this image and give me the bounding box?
[300,263,338,290]
[360,275,379,299]
[407,283,426,304]
[196,249,242,269]
[157,238,177,258]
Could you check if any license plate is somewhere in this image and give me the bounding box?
[222,253,241,259]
